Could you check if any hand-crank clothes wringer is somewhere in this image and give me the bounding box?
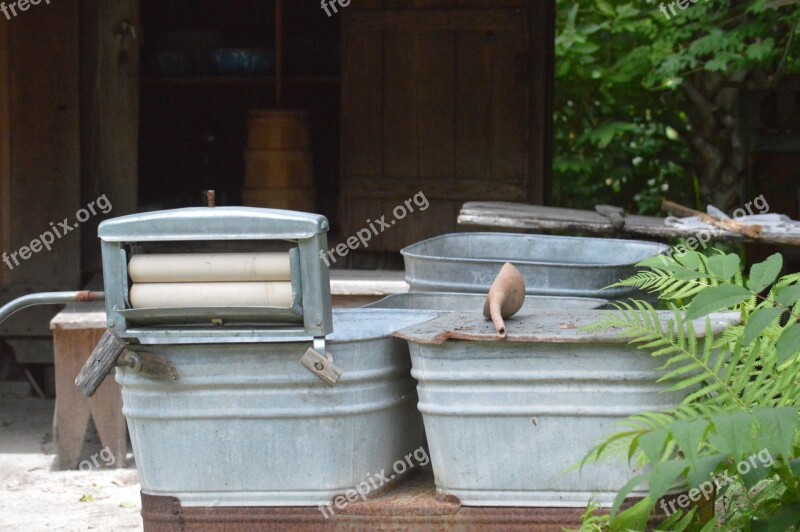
[65,205,435,506]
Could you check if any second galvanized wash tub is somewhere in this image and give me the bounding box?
[395,310,739,507]
[119,308,438,507]
[401,232,670,300]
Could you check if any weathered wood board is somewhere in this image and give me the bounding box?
[458,201,800,247]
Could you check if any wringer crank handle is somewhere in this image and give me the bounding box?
[300,337,342,387]
[75,329,178,398]
[0,291,105,323]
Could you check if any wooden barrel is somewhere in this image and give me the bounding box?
[242,187,316,212]
[247,110,310,150]
[244,150,314,189]
[244,109,315,212]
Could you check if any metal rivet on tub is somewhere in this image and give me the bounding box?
[531,417,538,427]
[314,362,324,371]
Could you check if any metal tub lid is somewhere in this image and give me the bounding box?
[326,308,441,342]
[365,292,607,311]
[393,310,740,345]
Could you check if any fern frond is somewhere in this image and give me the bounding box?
[603,302,746,409]
[611,268,717,300]
[775,272,800,287]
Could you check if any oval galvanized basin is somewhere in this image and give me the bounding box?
[401,232,670,300]
[118,308,438,507]
[364,292,608,312]
[395,310,739,508]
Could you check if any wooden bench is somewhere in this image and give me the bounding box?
[50,302,127,470]
[49,270,408,469]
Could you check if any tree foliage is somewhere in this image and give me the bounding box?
[554,0,800,213]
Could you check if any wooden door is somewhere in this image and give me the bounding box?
[0,0,82,348]
[340,0,553,251]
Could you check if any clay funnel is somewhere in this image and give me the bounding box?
[483,262,526,338]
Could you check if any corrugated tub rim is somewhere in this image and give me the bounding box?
[400,232,671,269]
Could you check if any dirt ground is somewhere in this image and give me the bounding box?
[0,381,142,531]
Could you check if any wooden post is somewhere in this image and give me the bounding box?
[80,0,140,273]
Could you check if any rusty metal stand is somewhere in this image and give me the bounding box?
[140,471,590,531]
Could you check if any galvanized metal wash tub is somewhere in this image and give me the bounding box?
[365,292,608,312]
[80,206,442,507]
[395,310,739,507]
[120,308,438,506]
[401,233,670,300]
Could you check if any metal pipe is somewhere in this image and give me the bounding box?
[0,291,105,326]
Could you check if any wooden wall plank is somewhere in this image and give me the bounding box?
[341,19,383,178]
[455,32,490,181]
[343,176,524,200]
[352,0,525,7]
[382,31,417,178]
[347,9,525,32]
[528,0,554,204]
[456,0,523,6]
[396,198,457,247]
[0,18,9,285]
[489,30,528,188]
[408,0,457,7]
[414,32,455,180]
[379,199,401,250]
[351,0,385,8]
[338,197,386,251]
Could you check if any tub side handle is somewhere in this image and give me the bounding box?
[300,337,341,387]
